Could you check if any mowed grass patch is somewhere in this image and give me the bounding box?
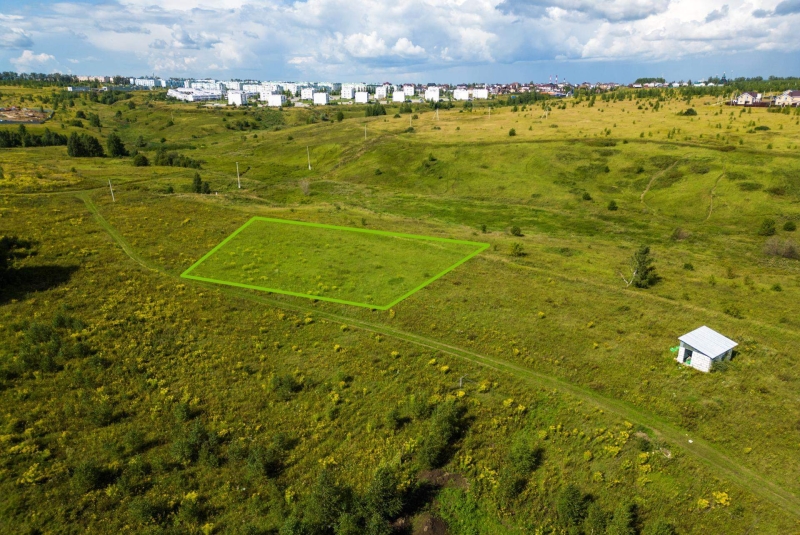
[182,217,489,309]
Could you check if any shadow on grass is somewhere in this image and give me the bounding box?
[0,264,79,305]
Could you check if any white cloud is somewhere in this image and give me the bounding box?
[0,0,798,78]
[11,50,57,72]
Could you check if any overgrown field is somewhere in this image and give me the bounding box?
[1,86,799,534]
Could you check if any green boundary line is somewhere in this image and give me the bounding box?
[180,217,490,310]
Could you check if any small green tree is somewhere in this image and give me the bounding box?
[132,153,149,167]
[510,242,525,257]
[201,181,211,194]
[556,484,587,526]
[606,502,636,535]
[508,128,516,136]
[621,245,659,288]
[758,218,776,236]
[106,133,128,157]
[192,172,202,193]
[784,221,797,231]
[608,200,618,211]
[643,519,677,535]
[336,110,344,122]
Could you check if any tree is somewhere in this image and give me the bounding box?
[643,519,677,535]
[508,128,516,136]
[336,110,344,122]
[192,172,202,193]
[67,132,104,157]
[106,133,128,157]
[0,235,33,274]
[132,153,149,167]
[621,245,659,288]
[606,502,637,535]
[556,484,587,526]
[201,181,211,194]
[608,200,618,211]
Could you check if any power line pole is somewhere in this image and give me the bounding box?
[108,179,115,202]
[307,146,311,170]
[236,162,241,189]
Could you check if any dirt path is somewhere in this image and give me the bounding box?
[79,192,800,520]
[706,172,725,221]
[640,161,679,207]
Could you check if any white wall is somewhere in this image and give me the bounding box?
[341,87,354,99]
[313,92,329,105]
[375,86,388,99]
[301,88,314,100]
[472,88,489,99]
[453,89,469,101]
[267,94,286,107]
[392,91,406,103]
[355,91,369,104]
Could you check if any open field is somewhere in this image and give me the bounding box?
[182,217,488,309]
[1,87,800,534]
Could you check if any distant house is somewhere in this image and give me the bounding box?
[313,92,329,105]
[677,326,737,373]
[775,90,800,107]
[736,92,761,105]
[228,91,247,106]
[267,94,286,107]
[453,88,470,101]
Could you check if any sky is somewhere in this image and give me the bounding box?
[0,0,799,83]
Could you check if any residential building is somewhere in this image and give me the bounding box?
[775,90,800,106]
[392,91,406,103]
[403,84,415,97]
[375,86,388,99]
[453,88,469,101]
[736,92,761,105]
[301,88,314,100]
[313,92,330,105]
[267,94,287,107]
[424,87,440,102]
[228,91,247,106]
[167,88,222,102]
[341,87,355,99]
[472,88,489,99]
[355,91,369,104]
[676,326,737,373]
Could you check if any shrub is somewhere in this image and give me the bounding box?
[683,263,694,270]
[510,242,525,257]
[606,502,637,535]
[508,128,516,136]
[106,133,128,157]
[418,401,462,469]
[758,218,777,236]
[754,125,770,131]
[271,374,302,401]
[629,245,659,288]
[247,441,285,478]
[582,192,592,201]
[607,200,618,211]
[643,520,677,535]
[67,132,105,157]
[783,221,796,232]
[71,461,106,493]
[556,484,587,526]
[680,108,697,116]
[132,153,149,167]
[336,110,345,121]
[764,237,799,259]
[510,225,522,236]
[153,148,201,168]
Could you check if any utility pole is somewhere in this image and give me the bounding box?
[236,162,241,189]
[307,146,311,170]
[108,179,115,202]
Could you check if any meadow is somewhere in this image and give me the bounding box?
[181,217,488,309]
[1,85,799,534]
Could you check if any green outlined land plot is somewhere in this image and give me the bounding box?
[181,218,489,309]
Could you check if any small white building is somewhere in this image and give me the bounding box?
[267,94,286,107]
[453,88,470,101]
[736,92,761,106]
[472,88,489,100]
[775,90,800,107]
[375,86,388,99]
[341,87,355,99]
[424,87,440,102]
[676,326,737,373]
[228,91,247,106]
[392,91,406,103]
[355,91,369,104]
[301,87,314,100]
[313,92,330,105]
[403,84,416,97]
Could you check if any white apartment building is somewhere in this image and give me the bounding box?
[355,91,369,104]
[313,92,330,105]
[453,88,469,101]
[341,87,355,99]
[403,85,415,97]
[267,94,287,107]
[424,87,440,102]
[392,91,406,103]
[225,81,243,91]
[472,88,489,100]
[375,86,388,99]
[301,87,314,100]
[191,80,224,91]
[167,88,222,102]
[228,91,247,106]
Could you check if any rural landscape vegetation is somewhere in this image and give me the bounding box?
[1,79,800,535]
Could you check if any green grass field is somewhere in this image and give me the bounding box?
[181,217,488,308]
[1,86,800,534]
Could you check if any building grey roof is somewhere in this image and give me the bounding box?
[679,326,738,357]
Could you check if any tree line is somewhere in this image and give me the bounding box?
[0,125,67,148]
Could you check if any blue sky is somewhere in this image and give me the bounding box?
[1,0,798,83]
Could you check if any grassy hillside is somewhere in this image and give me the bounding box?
[1,87,799,534]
